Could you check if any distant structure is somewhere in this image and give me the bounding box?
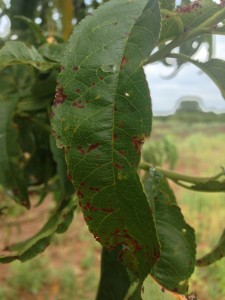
[175,97,203,113]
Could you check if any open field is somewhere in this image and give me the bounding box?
[0,115,224,300]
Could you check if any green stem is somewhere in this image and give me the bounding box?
[139,162,224,185]
[184,7,225,41]
[146,7,225,64]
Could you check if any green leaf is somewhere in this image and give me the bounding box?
[168,53,225,100]
[13,16,46,44]
[145,175,196,294]
[38,43,66,63]
[96,247,130,300]
[52,0,161,280]
[50,136,74,200]
[177,0,225,30]
[0,41,58,71]
[160,0,175,11]
[0,95,29,207]
[159,0,225,45]
[159,11,183,45]
[196,229,225,266]
[142,276,177,300]
[0,198,76,263]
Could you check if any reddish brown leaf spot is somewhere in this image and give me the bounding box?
[60,65,65,72]
[67,174,73,182]
[84,215,93,221]
[54,87,67,106]
[49,110,55,118]
[73,66,79,71]
[153,247,160,261]
[114,163,123,170]
[99,76,104,80]
[101,208,115,213]
[119,150,126,156]
[77,190,84,198]
[89,187,100,192]
[120,56,128,69]
[176,1,201,13]
[12,188,18,196]
[113,134,118,141]
[73,100,85,109]
[65,146,72,153]
[78,146,85,155]
[87,143,100,153]
[131,136,144,154]
[75,89,81,94]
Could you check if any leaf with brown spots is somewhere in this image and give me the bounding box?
[52,0,161,285]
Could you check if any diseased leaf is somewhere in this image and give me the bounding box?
[145,174,196,294]
[168,53,225,100]
[96,247,130,300]
[52,0,161,281]
[0,41,58,71]
[159,0,225,44]
[0,198,76,263]
[0,95,29,207]
[196,229,225,266]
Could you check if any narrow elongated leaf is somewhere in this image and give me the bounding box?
[0,41,57,71]
[50,136,74,200]
[52,0,161,280]
[96,247,130,300]
[196,229,225,266]
[0,199,76,263]
[159,0,225,44]
[144,175,196,294]
[169,53,225,100]
[0,95,29,207]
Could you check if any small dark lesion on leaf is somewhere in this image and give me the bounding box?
[131,136,145,154]
[87,143,100,153]
[72,100,85,108]
[73,66,79,71]
[120,56,128,69]
[176,1,202,14]
[53,86,67,106]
